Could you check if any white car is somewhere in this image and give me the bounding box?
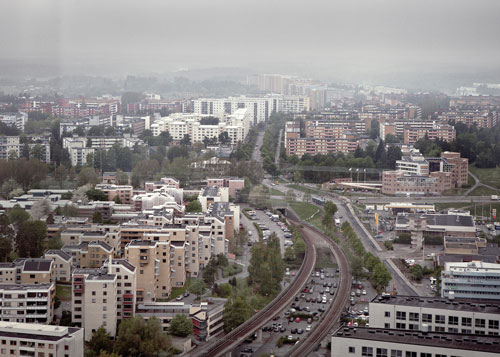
[306,325,311,332]
[362,290,367,295]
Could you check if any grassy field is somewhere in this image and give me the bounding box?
[269,187,284,196]
[56,285,72,301]
[315,247,337,269]
[287,184,319,194]
[290,202,321,221]
[468,186,500,196]
[270,198,287,207]
[470,166,500,189]
[434,202,473,211]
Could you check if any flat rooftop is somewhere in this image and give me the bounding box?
[333,326,500,354]
[0,321,80,340]
[371,295,500,314]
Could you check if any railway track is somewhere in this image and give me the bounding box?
[190,217,317,357]
[289,222,352,357]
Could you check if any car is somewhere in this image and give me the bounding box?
[327,282,332,287]
[295,296,299,302]
[297,328,304,334]
[273,315,280,320]
[364,307,369,313]
[358,284,363,289]
[176,296,183,301]
[323,282,328,287]
[329,298,333,303]
[305,297,311,302]
[280,327,286,333]
[290,317,295,323]
[242,348,253,353]
[296,306,302,311]
[315,272,320,277]
[291,328,297,334]
[318,307,326,313]
[325,287,330,293]
[320,290,324,295]
[247,241,253,246]
[362,290,367,295]
[333,282,338,288]
[330,290,335,296]
[183,292,190,297]
[311,297,317,303]
[295,317,302,323]
[307,317,312,324]
[351,292,355,297]
[306,325,311,332]
[304,306,310,312]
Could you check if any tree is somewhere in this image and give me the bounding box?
[187,278,206,296]
[303,191,311,203]
[284,246,296,261]
[180,134,191,146]
[47,232,63,250]
[8,204,30,229]
[286,189,296,203]
[218,131,231,145]
[410,264,424,281]
[186,200,202,213]
[159,131,173,146]
[169,314,193,337]
[223,295,253,332]
[88,326,113,356]
[384,134,399,144]
[113,316,171,357]
[54,165,68,188]
[294,237,306,258]
[92,211,103,224]
[16,220,47,258]
[86,189,108,201]
[0,237,12,262]
[203,258,217,287]
[30,144,45,161]
[371,262,392,291]
[115,170,129,185]
[1,179,22,199]
[30,199,52,220]
[324,201,338,217]
[78,167,99,186]
[350,255,363,280]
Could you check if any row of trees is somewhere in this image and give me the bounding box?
[340,221,392,292]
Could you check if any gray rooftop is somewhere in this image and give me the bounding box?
[333,326,500,353]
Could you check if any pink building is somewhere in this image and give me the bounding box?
[206,177,244,198]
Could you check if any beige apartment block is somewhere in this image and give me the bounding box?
[62,241,114,269]
[19,259,55,285]
[0,283,56,324]
[104,259,136,319]
[72,268,118,341]
[0,321,83,357]
[44,250,73,282]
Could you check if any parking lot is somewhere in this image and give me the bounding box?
[245,209,290,255]
[235,267,339,357]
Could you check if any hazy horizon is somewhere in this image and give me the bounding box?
[1,0,500,89]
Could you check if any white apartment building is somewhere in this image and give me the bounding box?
[0,321,84,357]
[0,136,20,160]
[331,327,499,357]
[151,108,252,147]
[103,259,136,320]
[0,112,28,131]
[0,283,56,324]
[72,268,117,341]
[441,261,500,300]
[275,95,310,113]
[369,295,500,335]
[198,186,229,212]
[193,96,276,124]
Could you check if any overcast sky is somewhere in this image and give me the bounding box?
[1,0,500,80]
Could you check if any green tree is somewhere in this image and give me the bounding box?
[284,246,296,261]
[92,211,103,223]
[186,200,202,213]
[371,262,392,290]
[88,326,113,356]
[169,314,193,337]
[324,201,338,217]
[218,131,231,145]
[54,165,68,188]
[113,316,171,357]
[47,232,63,250]
[223,295,253,332]
[286,189,296,203]
[115,170,129,185]
[203,257,217,287]
[350,255,363,280]
[294,237,306,258]
[16,220,47,258]
[180,134,191,146]
[187,278,206,296]
[86,189,108,201]
[410,264,424,281]
[8,204,30,229]
[78,167,99,186]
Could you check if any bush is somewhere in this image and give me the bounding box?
[384,241,393,250]
[393,233,411,244]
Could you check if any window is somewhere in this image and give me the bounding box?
[362,347,373,357]
[396,311,406,320]
[435,355,447,357]
[349,347,355,353]
[489,320,499,330]
[435,315,445,324]
[396,323,406,329]
[420,354,431,357]
[448,316,458,325]
[385,323,390,328]
[384,311,390,317]
[461,317,472,327]
[405,353,417,357]
[409,313,419,322]
[408,324,418,330]
[448,327,458,333]
[391,351,402,357]
[462,329,472,334]
[435,326,445,332]
[422,314,432,323]
[376,348,388,357]
[475,319,486,328]
[91,298,96,303]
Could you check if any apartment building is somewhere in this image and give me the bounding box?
[286,136,360,157]
[193,96,276,124]
[0,136,20,160]
[331,327,499,357]
[145,177,180,192]
[0,136,51,162]
[395,151,430,176]
[72,268,117,341]
[0,321,83,357]
[124,240,171,302]
[0,283,56,324]
[43,250,73,282]
[198,187,229,212]
[0,258,55,285]
[62,241,114,269]
[206,177,244,199]
[370,294,500,335]
[439,110,498,129]
[60,228,119,252]
[275,95,310,113]
[441,261,500,300]
[403,123,456,145]
[396,213,476,240]
[104,259,136,319]
[95,184,134,204]
[379,119,440,139]
[0,112,28,131]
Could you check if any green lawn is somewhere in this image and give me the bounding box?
[269,187,284,196]
[468,186,500,196]
[56,285,72,301]
[470,166,500,189]
[290,202,322,221]
[434,202,473,211]
[270,198,287,207]
[287,184,318,194]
